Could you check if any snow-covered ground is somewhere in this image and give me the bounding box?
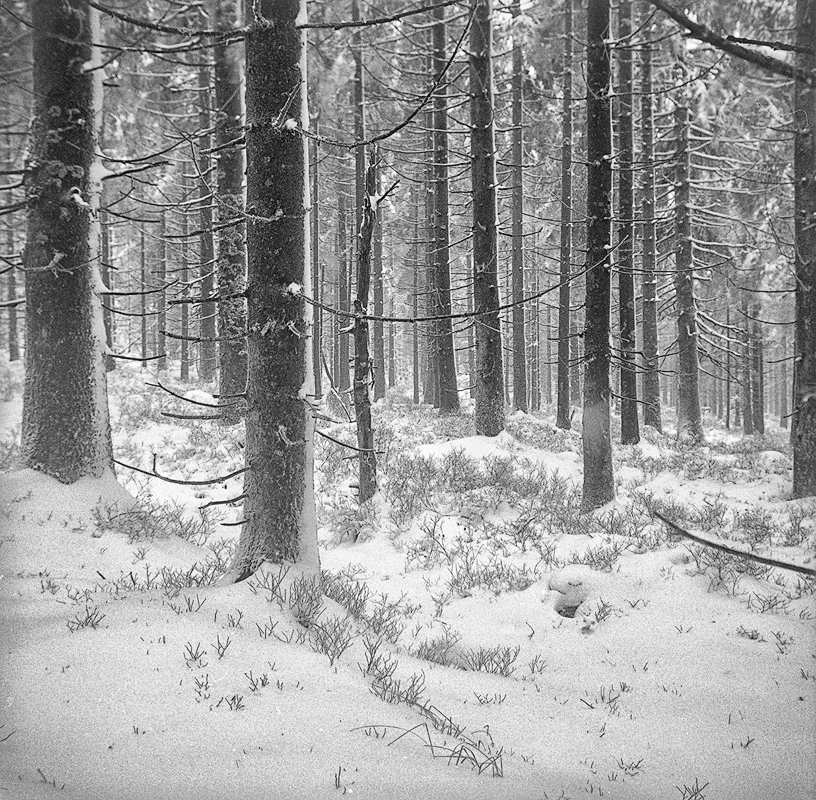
[1,362,815,800]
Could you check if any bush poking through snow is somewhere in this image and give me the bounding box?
[459,645,520,677]
[308,616,355,666]
[66,605,106,632]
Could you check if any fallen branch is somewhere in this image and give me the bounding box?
[654,511,816,577]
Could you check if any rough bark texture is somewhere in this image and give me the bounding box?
[639,7,661,431]
[673,102,705,442]
[432,6,460,412]
[353,152,378,503]
[157,212,167,371]
[372,180,386,401]
[617,0,639,445]
[198,63,217,382]
[470,0,504,436]
[412,209,421,404]
[581,0,615,511]
[337,190,351,393]
[180,209,190,382]
[792,0,816,498]
[510,0,527,413]
[311,131,322,400]
[22,0,112,483]
[233,0,318,575]
[556,0,573,430]
[100,208,115,371]
[7,219,19,361]
[212,0,247,416]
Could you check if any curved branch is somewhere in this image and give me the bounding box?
[113,455,247,486]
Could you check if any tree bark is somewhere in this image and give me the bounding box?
[22,0,113,483]
[232,0,318,575]
[180,208,190,382]
[311,130,322,401]
[338,189,351,393]
[198,63,217,383]
[140,224,148,367]
[581,0,615,511]
[510,0,527,413]
[212,0,247,416]
[639,3,661,431]
[353,150,378,504]
[792,0,816,498]
[673,101,704,442]
[470,0,504,436]
[432,5,460,412]
[556,0,573,430]
[372,176,386,401]
[157,212,167,372]
[100,208,115,371]
[617,0,639,444]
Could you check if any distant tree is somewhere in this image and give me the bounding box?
[673,97,704,442]
[470,0,505,436]
[792,0,816,498]
[582,0,616,510]
[211,0,247,416]
[556,0,574,431]
[231,0,319,576]
[616,0,639,445]
[638,1,661,432]
[21,0,113,483]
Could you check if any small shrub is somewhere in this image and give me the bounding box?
[459,645,520,677]
[67,605,106,632]
[308,615,355,666]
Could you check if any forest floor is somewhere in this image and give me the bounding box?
[1,361,815,800]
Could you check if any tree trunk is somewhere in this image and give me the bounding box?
[338,189,351,393]
[353,150,378,504]
[22,0,112,483]
[100,208,115,371]
[792,0,816,497]
[140,224,148,367]
[311,130,322,401]
[412,212,420,404]
[780,331,788,429]
[157,211,167,371]
[639,6,661,431]
[556,0,573,430]
[432,5,460,412]
[617,0,639,444]
[198,63,217,383]
[212,0,247,416]
[673,101,704,442]
[470,0,504,436]
[233,0,318,576]
[581,0,615,511]
[180,208,190,382]
[372,178,386,401]
[510,0,527,413]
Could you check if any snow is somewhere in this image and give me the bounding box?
[1,369,815,799]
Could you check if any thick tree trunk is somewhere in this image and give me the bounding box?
[792,0,816,497]
[581,0,615,511]
[432,6,460,412]
[212,0,247,416]
[233,0,318,575]
[617,0,639,444]
[470,0,504,436]
[510,0,527,413]
[556,0,573,429]
[673,102,704,442]
[6,207,19,360]
[198,63,217,383]
[353,151,378,504]
[639,6,661,431]
[22,0,112,483]
[412,212,420,404]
